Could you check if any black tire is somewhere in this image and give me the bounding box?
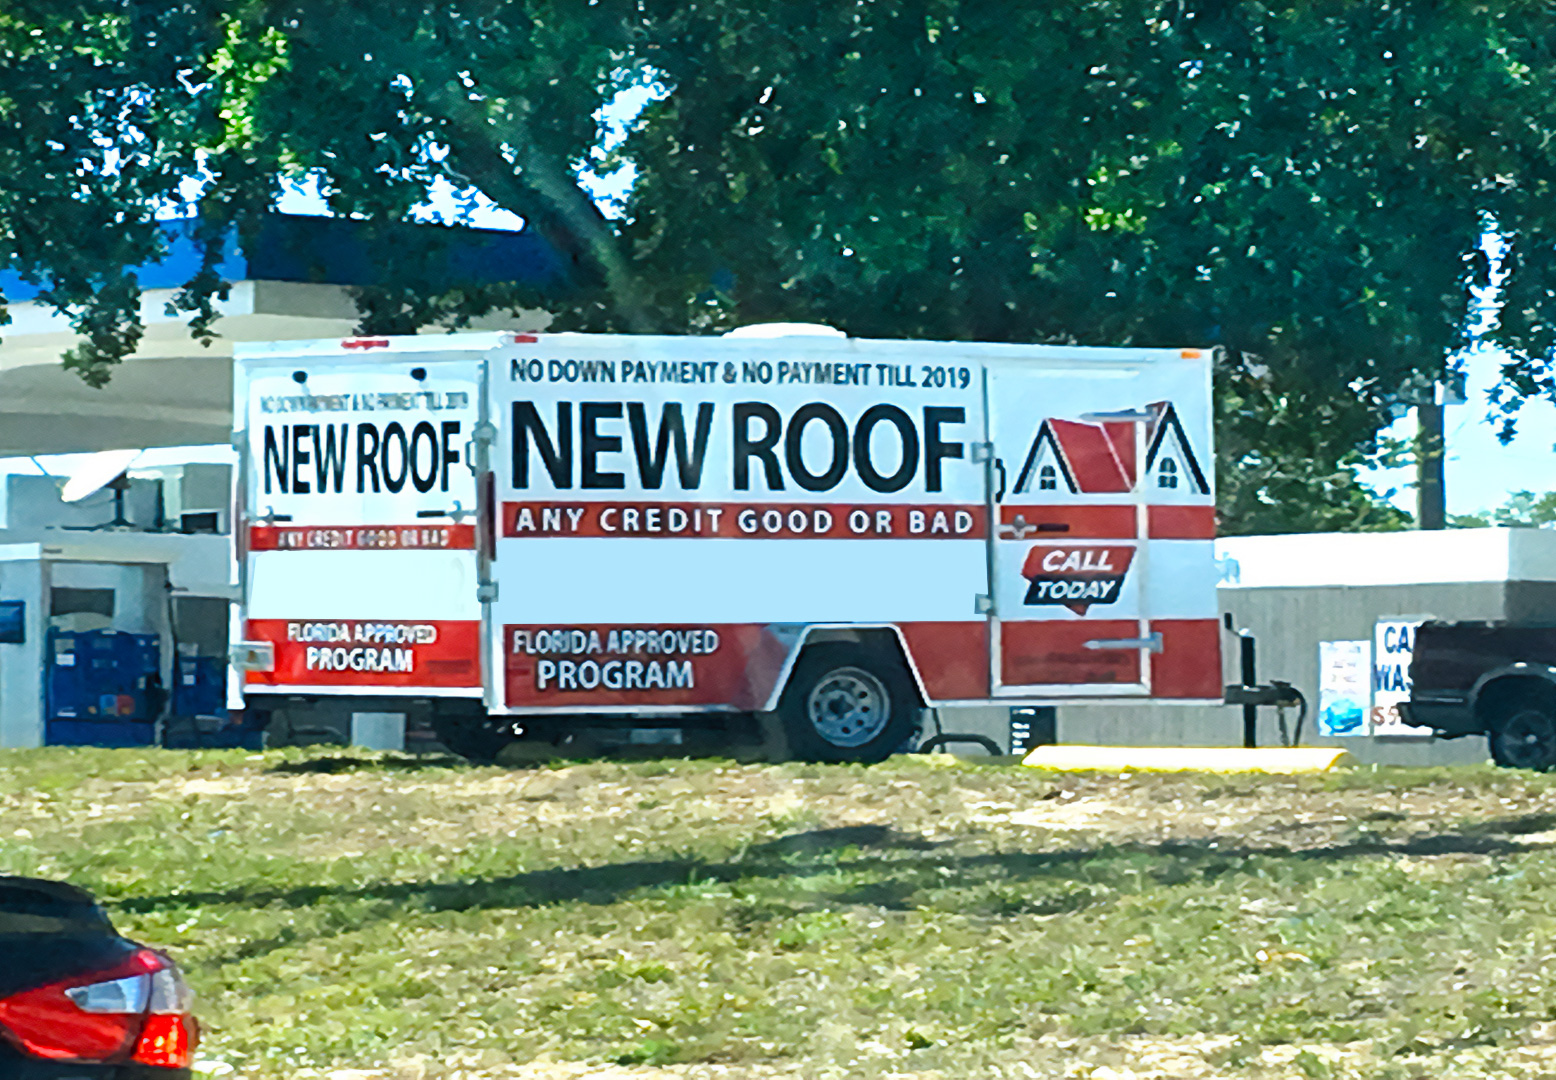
[431,707,519,763]
[1490,703,1556,771]
[777,642,920,763]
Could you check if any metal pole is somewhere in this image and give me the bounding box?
[1240,631,1257,748]
[1417,400,1446,530]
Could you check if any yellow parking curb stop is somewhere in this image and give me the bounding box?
[1020,745,1355,774]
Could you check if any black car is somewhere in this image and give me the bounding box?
[1401,620,1556,770]
[0,877,196,1079]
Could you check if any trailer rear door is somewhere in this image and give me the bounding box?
[984,349,1221,700]
[237,350,483,696]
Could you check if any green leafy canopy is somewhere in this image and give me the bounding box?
[4,1,1555,531]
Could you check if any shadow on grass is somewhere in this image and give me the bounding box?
[1459,810,1556,836]
[117,826,939,917]
[266,754,469,775]
[119,814,1556,964]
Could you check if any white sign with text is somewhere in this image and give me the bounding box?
[1372,618,1425,737]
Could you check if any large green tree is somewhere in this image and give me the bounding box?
[5,1,1556,532]
[0,1,227,381]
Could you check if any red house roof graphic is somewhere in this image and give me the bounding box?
[1013,402,1209,496]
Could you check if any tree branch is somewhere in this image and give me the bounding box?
[430,85,654,334]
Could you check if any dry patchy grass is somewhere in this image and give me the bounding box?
[5,748,1556,1079]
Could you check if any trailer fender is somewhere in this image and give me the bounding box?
[759,624,929,714]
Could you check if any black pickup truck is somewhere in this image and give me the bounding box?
[1402,621,1556,770]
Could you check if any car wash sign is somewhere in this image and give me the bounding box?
[1372,617,1425,737]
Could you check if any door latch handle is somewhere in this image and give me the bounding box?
[1084,633,1164,653]
[999,515,1072,539]
[416,501,467,522]
[999,513,1033,539]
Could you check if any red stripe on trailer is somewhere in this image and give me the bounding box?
[502,501,988,539]
[504,621,996,708]
[1147,505,1216,540]
[245,619,480,688]
[899,621,989,699]
[249,524,477,551]
[998,504,1216,540]
[1000,619,1143,687]
[1149,619,1224,698]
[502,618,1220,708]
[341,337,390,349]
[998,504,1138,539]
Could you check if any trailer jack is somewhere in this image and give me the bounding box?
[1222,616,1308,748]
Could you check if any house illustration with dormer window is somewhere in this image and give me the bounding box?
[1011,402,1209,498]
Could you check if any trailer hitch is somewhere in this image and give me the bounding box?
[1223,681,1303,708]
[1224,679,1308,749]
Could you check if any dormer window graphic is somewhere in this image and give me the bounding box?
[1012,401,1209,496]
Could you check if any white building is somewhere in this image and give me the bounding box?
[0,213,554,746]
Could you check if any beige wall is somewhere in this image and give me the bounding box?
[1052,581,1548,764]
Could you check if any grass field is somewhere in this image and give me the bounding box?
[7,749,1556,1079]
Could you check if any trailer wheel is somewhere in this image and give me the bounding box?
[1490,701,1556,771]
[777,643,919,763]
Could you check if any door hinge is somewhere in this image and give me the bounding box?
[971,441,995,463]
[477,582,499,602]
[974,593,994,615]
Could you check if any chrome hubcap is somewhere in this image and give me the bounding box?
[807,667,890,748]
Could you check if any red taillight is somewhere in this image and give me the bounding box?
[134,1013,194,1068]
[0,948,196,1068]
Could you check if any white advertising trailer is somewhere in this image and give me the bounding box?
[233,329,1222,761]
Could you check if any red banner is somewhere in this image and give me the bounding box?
[502,619,1218,707]
[249,524,476,552]
[245,619,480,688]
[504,623,792,708]
[502,501,986,540]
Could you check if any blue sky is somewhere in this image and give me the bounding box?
[1358,233,1555,517]
[1361,344,1556,517]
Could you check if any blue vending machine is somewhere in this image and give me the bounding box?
[46,629,161,746]
[164,650,261,749]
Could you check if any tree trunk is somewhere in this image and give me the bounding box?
[430,85,655,334]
